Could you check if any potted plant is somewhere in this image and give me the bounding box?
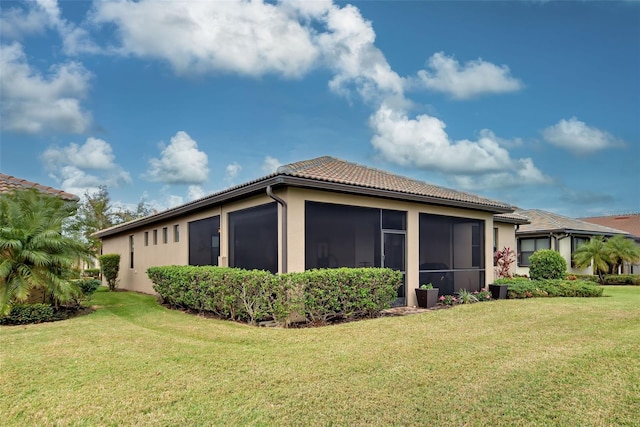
[415,283,439,309]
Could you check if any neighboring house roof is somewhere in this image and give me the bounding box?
[579,214,640,240]
[494,212,530,225]
[95,156,515,238]
[0,173,78,201]
[515,209,628,236]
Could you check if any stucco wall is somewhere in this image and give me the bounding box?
[493,222,518,281]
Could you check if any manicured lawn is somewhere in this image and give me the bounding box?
[2,287,639,426]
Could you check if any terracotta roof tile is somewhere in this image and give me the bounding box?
[0,173,78,201]
[515,209,628,235]
[494,212,530,224]
[580,214,640,239]
[278,156,512,210]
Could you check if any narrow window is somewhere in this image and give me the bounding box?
[162,227,168,244]
[174,224,180,242]
[129,235,134,269]
[153,229,158,245]
[144,231,149,246]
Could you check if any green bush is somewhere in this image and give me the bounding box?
[602,274,640,286]
[495,278,603,299]
[99,254,120,291]
[76,279,102,297]
[529,249,567,280]
[0,304,56,325]
[147,266,400,327]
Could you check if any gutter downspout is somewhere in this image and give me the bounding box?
[266,185,287,273]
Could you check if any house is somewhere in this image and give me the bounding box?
[95,156,519,306]
[0,173,78,201]
[513,209,629,276]
[580,213,640,274]
[493,211,531,277]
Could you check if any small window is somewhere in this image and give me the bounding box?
[571,236,589,267]
[162,227,168,244]
[129,235,134,269]
[174,224,180,242]
[153,229,158,245]
[144,231,149,246]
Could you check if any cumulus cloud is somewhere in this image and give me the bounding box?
[145,131,209,184]
[187,185,206,201]
[414,52,523,99]
[0,43,92,134]
[262,156,282,174]
[225,162,242,182]
[369,104,549,190]
[0,2,50,39]
[93,0,319,77]
[542,117,626,155]
[42,137,118,170]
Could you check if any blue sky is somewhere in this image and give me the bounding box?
[1,0,638,218]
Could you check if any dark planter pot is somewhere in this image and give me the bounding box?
[415,288,439,308]
[489,283,508,300]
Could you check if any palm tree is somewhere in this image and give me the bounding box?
[605,235,640,274]
[0,189,89,315]
[572,236,610,284]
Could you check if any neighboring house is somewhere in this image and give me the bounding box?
[0,173,78,201]
[95,156,519,307]
[513,209,629,276]
[580,214,640,274]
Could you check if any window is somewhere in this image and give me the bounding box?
[229,204,278,273]
[144,231,149,246]
[129,235,134,269]
[188,216,220,266]
[571,236,589,267]
[174,224,179,242]
[419,213,485,295]
[518,237,550,267]
[162,227,168,244]
[493,227,499,266]
[153,229,157,245]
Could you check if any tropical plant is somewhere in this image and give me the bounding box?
[529,249,567,280]
[0,189,89,315]
[455,288,479,304]
[494,246,516,278]
[604,235,640,274]
[572,236,610,284]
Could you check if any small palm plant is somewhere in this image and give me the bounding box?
[572,236,609,284]
[0,189,89,315]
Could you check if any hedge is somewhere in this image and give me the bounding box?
[495,278,603,298]
[570,274,639,286]
[0,304,56,325]
[147,266,400,327]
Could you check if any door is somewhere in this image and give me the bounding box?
[383,231,406,306]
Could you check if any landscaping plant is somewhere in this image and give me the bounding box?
[529,249,567,280]
[99,254,120,291]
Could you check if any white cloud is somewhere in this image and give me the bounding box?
[542,117,626,155]
[414,52,523,99]
[369,104,549,190]
[262,156,282,174]
[225,162,242,182]
[93,0,319,77]
[0,2,50,39]
[145,131,209,184]
[42,138,131,196]
[0,43,92,134]
[187,185,206,201]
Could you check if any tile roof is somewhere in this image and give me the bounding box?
[515,209,628,236]
[0,173,78,201]
[579,214,640,239]
[494,211,530,225]
[278,156,513,211]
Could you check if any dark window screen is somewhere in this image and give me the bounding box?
[419,213,485,295]
[305,201,381,269]
[228,203,278,273]
[382,209,406,230]
[188,216,220,266]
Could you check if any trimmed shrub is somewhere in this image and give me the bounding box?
[83,268,100,279]
[76,279,101,297]
[496,278,603,299]
[147,266,400,327]
[529,250,567,280]
[603,274,640,286]
[0,304,56,325]
[99,254,120,291]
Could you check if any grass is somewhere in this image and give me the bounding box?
[1,287,639,426]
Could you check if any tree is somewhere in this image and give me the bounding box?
[0,189,90,315]
[66,186,154,257]
[572,236,610,284]
[604,235,640,274]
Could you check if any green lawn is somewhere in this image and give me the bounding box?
[2,287,639,426]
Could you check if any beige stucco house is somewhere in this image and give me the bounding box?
[95,156,521,306]
[513,209,629,276]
